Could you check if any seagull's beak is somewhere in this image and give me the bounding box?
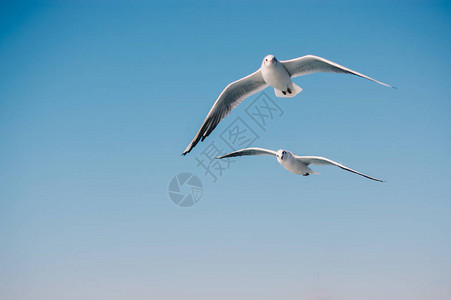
[269,58,273,63]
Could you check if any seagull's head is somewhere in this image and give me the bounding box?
[276,149,289,162]
[262,54,277,67]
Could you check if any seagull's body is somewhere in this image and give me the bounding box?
[182,54,393,155]
[260,56,303,97]
[216,147,383,182]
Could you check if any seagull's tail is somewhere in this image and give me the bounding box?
[274,82,303,98]
[304,165,320,175]
[308,168,320,175]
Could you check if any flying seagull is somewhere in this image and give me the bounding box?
[182,54,394,155]
[216,147,384,182]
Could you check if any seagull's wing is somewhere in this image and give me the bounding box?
[295,155,384,182]
[281,55,393,88]
[216,147,276,159]
[183,70,268,155]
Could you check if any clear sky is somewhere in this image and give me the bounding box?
[1,1,451,299]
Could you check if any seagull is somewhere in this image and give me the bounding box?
[216,147,384,182]
[182,54,394,155]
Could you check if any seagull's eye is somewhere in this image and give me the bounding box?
[282,151,286,154]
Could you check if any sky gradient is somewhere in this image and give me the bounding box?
[1,1,451,299]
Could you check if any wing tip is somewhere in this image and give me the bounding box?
[182,147,191,156]
[375,81,395,89]
[370,177,385,182]
[182,134,206,156]
[382,82,396,89]
[182,145,193,156]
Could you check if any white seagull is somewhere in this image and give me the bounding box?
[182,54,393,155]
[216,147,384,182]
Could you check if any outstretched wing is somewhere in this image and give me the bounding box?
[281,55,393,88]
[216,147,276,159]
[295,155,384,182]
[183,70,268,155]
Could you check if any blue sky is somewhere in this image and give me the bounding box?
[1,1,451,299]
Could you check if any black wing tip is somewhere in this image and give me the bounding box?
[370,177,385,182]
[182,147,192,156]
[182,133,209,157]
[182,136,203,157]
